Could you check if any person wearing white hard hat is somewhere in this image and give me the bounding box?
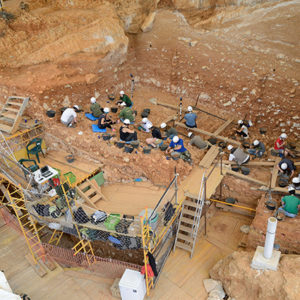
[277,186,300,218]
[146,125,163,148]
[139,118,153,133]
[160,123,177,140]
[61,105,79,127]
[166,135,191,162]
[274,133,294,158]
[119,102,135,123]
[236,120,249,139]
[119,119,137,142]
[184,106,197,128]
[247,139,265,158]
[117,90,132,107]
[291,177,300,190]
[227,144,250,165]
[98,107,115,130]
[90,96,103,118]
[277,157,296,178]
[188,132,209,150]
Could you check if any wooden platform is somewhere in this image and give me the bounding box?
[39,151,99,185]
[199,146,219,169]
[182,166,225,199]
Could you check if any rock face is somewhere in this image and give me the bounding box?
[247,195,300,254]
[172,0,264,9]
[210,251,300,300]
[0,2,128,68]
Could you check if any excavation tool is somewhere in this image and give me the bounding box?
[130,73,135,99]
[194,93,201,108]
[179,97,183,119]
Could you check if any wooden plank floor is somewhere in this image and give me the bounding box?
[39,150,99,184]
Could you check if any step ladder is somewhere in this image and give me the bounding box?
[173,173,206,258]
[0,96,29,134]
[61,180,96,266]
[76,179,107,209]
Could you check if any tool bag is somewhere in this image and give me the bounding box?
[91,210,107,224]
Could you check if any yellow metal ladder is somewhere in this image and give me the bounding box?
[60,180,96,266]
[140,209,154,296]
[0,176,45,264]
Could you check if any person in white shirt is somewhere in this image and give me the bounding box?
[61,105,79,127]
[140,118,153,133]
[236,120,249,138]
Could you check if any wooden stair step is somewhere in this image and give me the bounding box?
[182,207,196,217]
[175,241,192,252]
[1,112,17,119]
[184,198,200,209]
[89,194,102,204]
[0,123,13,133]
[7,101,23,106]
[4,107,20,112]
[85,188,97,197]
[78,180,92,190]
[178,223,193,233]
[177,232,194,243]
[180,216,195,225]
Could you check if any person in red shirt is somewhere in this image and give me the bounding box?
[274,133,294,157]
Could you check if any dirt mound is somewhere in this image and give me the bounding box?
[210,251,300,300]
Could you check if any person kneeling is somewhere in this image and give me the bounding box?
[247,140,265,158]
[146,125,163,148]
[98,107,115,130]
[119,119,138,142]
[166,136,191,163]
[277,186,300,218]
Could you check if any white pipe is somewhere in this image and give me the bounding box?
[264,217,278,259]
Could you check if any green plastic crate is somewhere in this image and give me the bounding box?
[63,171,76,184]
[104,214,121,231]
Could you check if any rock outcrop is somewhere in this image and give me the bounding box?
[210,251,300,300]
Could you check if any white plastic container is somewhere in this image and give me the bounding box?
[119,269,146,300]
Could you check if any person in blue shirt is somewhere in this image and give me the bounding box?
[166,136,191,163]
[184,106,197,128]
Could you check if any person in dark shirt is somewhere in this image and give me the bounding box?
[247,140,265,158]
[98,107,115,130]
[277,157,296,178]
[160,123,177,139]
[117,90,132,107]
[119,119,137,142]
[146,126,163,148]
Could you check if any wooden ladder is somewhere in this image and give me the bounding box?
[76,179,107,209]
[0,96,29,134]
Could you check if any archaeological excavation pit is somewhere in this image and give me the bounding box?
[0,0,299,299]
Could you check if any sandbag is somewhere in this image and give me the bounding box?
[74,206,90,223]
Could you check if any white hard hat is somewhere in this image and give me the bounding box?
[292,177,300,184]
[281,163,288,170]
[188,132,193,138]
[90,97,96,104]
[227,145,233,151]
[123,119,130,125]
[120,90,125,95]
[238,120,243,125]
[288,186,295,192]
[172,136,179,143]
[73,105,79,110]
[103,107,110,113]
[160,123,167,129]
[142,118,148,123]
[280,133,287,139]
[187,106,193,112]
[120,102,126,106]
[146,123,153,129]
[253,140,259,146]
